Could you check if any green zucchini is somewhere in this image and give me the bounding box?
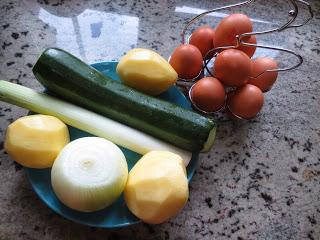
[0,80,192,166]
[32,48,216,152]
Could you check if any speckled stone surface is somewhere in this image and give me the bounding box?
[0,0,320,239]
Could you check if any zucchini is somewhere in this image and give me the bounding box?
[32,48,216,152]
[0,80,192,166]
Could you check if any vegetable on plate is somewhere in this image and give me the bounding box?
[0,80,192,165]
[51,137,128,212]
[124,151,189,224]
[4,114,69,168]
[32,48,216,153]
[116,48,178,95]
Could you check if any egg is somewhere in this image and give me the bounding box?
[248,57,278,92]
[213,13,253,48]
[169,44,203,80]
[190,77,226,112]
[214,49,252,87]
[189,26,215,58]
[227,84,264,119]
[237,35,257,58]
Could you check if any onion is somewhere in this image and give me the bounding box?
[51,137,128,212]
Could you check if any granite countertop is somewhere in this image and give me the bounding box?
[0,0,319,239]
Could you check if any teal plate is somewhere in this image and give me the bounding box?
[25,61,199,228]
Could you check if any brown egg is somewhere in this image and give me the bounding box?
[169,44,203,80]
[189,26,215,58]
[227,84,264,119]
[213,13,253,48]
[248,57,278,92]
[237,35,257,58]
[190,77,226,112]
[214,49,252,87]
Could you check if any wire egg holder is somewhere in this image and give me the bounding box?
[174,0,313,120]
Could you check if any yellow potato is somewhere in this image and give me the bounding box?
[5,115,69,168]
[124,151,188,224]
[116,48,178,95]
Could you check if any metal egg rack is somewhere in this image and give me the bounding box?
[173,0,313,120]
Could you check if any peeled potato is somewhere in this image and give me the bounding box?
[116,48,178,96]
[124,151,189,224]
[5,115,69,168]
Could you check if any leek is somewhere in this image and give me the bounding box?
[0,81,192,165]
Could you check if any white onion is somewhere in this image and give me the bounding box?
[51,137,128,212]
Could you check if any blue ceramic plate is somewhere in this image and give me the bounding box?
[25,61,199,228]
